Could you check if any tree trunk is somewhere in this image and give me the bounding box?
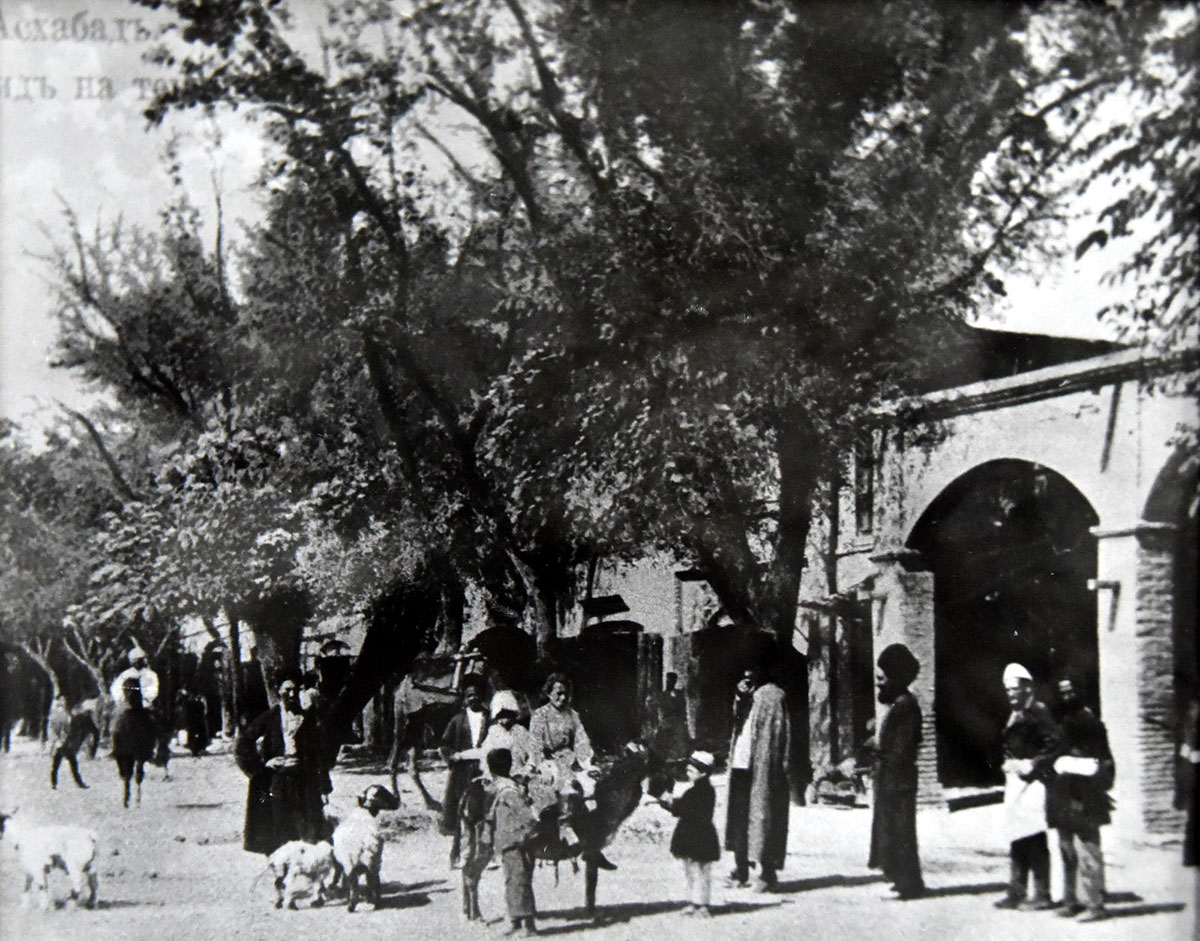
[19,642,62,700]
[226,610,243,732]
[436,578,465,654]
[60,636,106,700]
[507,550,556,659]
[242,588,311,705]
[325,575,441,763]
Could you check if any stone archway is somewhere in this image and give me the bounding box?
[907,459,1099,787]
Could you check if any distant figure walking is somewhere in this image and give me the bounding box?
[868,643,925,900]
[1047,676,1114,922]
[111,678,156,807]
[49,697,99,790]
[994,662,1061,911]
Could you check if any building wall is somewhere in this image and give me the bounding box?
[822,351,1198,837]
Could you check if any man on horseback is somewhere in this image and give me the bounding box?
[112,677,156,807]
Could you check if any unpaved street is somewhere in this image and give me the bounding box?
[1,739,1193,940]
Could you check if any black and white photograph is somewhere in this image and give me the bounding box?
[0,2,1197,938]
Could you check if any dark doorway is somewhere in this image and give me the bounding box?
[908,460,1099,787]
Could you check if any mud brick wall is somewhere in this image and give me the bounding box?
[1135,530,1183,835]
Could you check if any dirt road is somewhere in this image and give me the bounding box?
[0,738,1193,939]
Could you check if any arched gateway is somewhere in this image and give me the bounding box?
[907,460,1099,788]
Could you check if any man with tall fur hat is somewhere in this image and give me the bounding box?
[868,643,925,900]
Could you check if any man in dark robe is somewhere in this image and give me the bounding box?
[235,676,331,855]
[724,648,791,892]
[1047,676,1114,922]
[868,643,925,900]
[440,674,489,867]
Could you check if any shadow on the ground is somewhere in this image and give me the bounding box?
[1104,890,1143,904]
[535,898,782,933]
[174,802,225,810]
[94,899,141,909]
[383,878,447,894]
[921,881,1008,899]
[374,880,452,910]
[1102,902,1185,919]
[773,873,888,893]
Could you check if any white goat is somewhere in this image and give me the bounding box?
[265,840,338,910]
[331,784,400,912]
[0,811,99,910]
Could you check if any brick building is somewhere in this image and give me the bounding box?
[579,336,1197,844]
[803,342,1198,840]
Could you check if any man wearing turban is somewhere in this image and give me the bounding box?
[868,643,925,900]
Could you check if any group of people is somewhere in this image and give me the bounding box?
[996,663,1116,922]
[863,641,1121,923]
[43,645,160,796]
[227,639,1198,933]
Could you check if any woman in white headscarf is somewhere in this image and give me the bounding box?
[470,690,535,779]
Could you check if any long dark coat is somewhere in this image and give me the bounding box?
[235,706,330,855]
[440,707,488,836]
[668,777,720,862]
[724,682,791,870]
[1046,702,1114,831]
[868,691,925,895]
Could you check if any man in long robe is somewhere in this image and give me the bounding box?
[234,676,330,855]
[724,659,791,891]
[868,643,925,899]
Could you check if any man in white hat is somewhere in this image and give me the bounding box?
[110,646,159,709]
[995,662,1062,911]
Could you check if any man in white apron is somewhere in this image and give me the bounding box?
[994,662,1062,911]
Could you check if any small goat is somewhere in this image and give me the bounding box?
[0,810,99,910]
[265,840,338,910]
[331,783,400,912]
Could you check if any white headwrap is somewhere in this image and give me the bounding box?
[490,689,521,719]
[1002,662,1033,685]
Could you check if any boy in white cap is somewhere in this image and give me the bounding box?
[658,750,721,917]
[995,662,1062,911]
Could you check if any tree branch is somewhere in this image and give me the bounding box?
[59,405,140,501]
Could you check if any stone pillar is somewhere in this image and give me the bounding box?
[1091,521,1182,839]
[870,549,938,805]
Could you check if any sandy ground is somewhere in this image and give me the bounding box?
[1,736,1195,940]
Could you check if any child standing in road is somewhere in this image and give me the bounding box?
[660,749,721,917]
[487,747,539,936]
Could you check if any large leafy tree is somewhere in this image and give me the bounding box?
[130,0,1195,649]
